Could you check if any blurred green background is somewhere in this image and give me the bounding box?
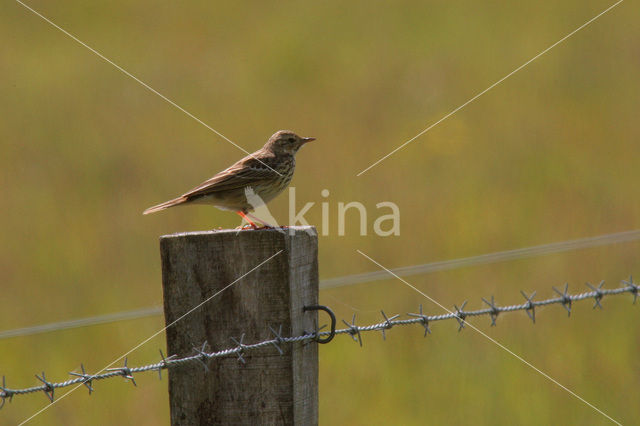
[1,0,639,424]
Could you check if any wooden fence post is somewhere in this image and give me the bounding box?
[159,227,319,425]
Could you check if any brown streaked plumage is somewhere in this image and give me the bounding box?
[143,130,315,226]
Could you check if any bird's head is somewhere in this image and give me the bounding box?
[264,130,315,155]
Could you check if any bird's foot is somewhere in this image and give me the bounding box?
[235,223,259,230]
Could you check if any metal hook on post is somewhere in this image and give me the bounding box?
[303,305,336,344]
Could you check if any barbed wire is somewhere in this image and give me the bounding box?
[1,277,637,407]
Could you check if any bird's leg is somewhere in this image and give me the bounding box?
[236,211,259,229]
[245,212,278,229]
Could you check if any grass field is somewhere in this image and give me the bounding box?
[1,0,638,424]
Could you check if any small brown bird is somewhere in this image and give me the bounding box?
[143,130,315,227]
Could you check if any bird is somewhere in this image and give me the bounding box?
[143,130,315,228]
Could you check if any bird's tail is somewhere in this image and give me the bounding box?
[143,196,187,215]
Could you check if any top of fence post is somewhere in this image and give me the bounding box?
[160,226,319,425]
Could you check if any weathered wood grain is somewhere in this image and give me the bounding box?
[160,226,318,425]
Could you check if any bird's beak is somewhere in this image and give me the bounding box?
[302,137,316,143]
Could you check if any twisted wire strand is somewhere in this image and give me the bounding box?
[1,278,636,405]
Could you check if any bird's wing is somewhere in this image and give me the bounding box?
[180,154,277,199]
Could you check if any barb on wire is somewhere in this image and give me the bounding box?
[453,301,468,331]
[230,334,247,364]
[68,363,93,394]
[342,314,363,347]
[268,325,285,355]
[106,357,136,387]
[481,296,500,326]
[156,350,176,380]
[0,277,636,407]
[34,372,54,403]
[520,290,537,323]
[407,304,431,336]
[585,281,605,309]
[379,310,400,340]
[192,341,212,372]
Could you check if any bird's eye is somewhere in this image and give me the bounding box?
[288,137,296,143]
